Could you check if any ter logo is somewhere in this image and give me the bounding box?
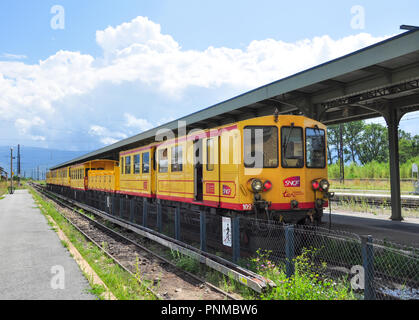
[222,185,232,196]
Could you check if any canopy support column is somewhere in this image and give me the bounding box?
[384,106,403,221]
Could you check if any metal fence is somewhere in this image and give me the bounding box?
[237,219,419,300]
[54,187,419,300]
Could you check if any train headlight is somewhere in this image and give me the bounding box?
[319,179,330,192]
[251,179,264,193]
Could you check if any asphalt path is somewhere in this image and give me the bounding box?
[0,189,96,300]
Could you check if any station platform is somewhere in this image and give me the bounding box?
[0,189,96,300]
[323,210,419,247]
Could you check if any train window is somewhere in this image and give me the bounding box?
[244,126,278,168]
[125,156,131,174]
[134,154,140,174]
[306,127,326,168]
[281,126,304,168]
[171,146,183,172]
[206,139,214,171]
[142,152,150,174]
[121,157,124,175]
[158,148,168,173]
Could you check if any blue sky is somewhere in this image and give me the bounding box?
[0,0,418,153]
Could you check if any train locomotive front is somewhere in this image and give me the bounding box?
[236,114,331,224]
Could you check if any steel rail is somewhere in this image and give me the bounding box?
[33,183,275,293]
[31,183,164,299]
[31,183,238,300]
[331,192,419,208]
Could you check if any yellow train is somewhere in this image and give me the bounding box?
[47,114,331,224]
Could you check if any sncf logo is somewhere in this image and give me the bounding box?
[283,176,301,187]
[222,185,232,196]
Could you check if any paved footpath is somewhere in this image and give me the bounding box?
[0,189,96,300]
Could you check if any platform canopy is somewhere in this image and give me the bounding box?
[51,28,419,221]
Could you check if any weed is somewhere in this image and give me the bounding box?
[170,250,201,274]
[250,248,356,300]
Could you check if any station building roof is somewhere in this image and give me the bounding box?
[51,28,419,170]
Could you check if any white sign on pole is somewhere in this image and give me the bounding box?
[412,163,418,174]
[222,217,232,247]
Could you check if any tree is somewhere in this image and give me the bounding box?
[327,125,340,165]
[343,120,364,163]
[398,129,419,163]
[358,123,388,165]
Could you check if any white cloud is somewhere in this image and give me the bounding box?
[14,116,46,141]
[88,125,128,146]
[124,113,154,133]
[0,15,396,147]
[1,53,27,60]
[96,16,180,56]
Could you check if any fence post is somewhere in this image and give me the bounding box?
[129,198,135,222]
[200,211,206,252]
[175,205,181,240]
[361,235,375,300]
[157,202,162,233]
[111,196,115,216]
[285,225,295,278]
[119,197,124,218]
[232,216,240,263]
[143,198,148,228]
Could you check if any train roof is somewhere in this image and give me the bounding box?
[50,28,419,170]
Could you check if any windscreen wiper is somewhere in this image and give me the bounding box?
[283,123,295,157]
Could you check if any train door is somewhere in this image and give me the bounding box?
[193,138,203,201]
[203,136,220,206]
[84,168,89,190]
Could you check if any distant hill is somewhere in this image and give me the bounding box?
[0,146,90,179]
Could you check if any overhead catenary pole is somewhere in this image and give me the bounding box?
[17,144,21,186]
[10,147,13,193]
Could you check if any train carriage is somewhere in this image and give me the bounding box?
[118,145,155,198]
[47,113,331,224]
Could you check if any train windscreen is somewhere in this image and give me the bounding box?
[281,126,304,168]
[244,126,279,168]
[305,127,326,168]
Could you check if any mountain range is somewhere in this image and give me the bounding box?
[0,146,90,179]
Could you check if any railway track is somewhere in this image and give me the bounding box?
[31,183,240,300]
[330,192,419,208]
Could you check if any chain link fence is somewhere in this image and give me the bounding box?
[50,186,419,300]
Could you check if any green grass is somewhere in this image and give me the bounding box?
[28,186,157,300]
[0,181,8,198]
[170,250,201,274]
[330,179,415,192]
[328,156,419,180]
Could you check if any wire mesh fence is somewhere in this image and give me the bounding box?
[240,219,418,300]
[53,186,419,300]
[371,238,419,300]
